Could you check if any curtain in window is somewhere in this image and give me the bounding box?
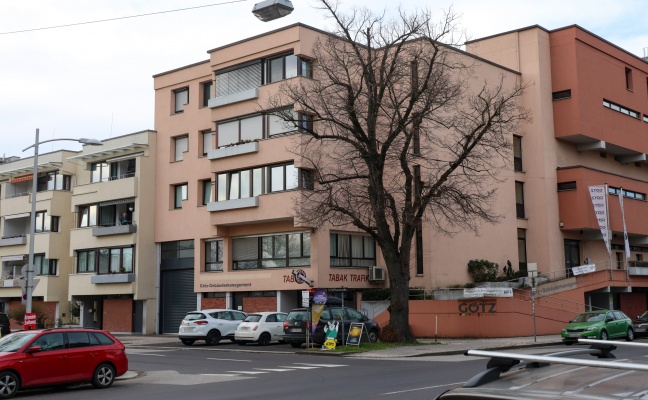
[175,89,188,112]
[122,248,133,272]
[240,115,263,141]
[174,137,188,161]
[203,131,213,155]
[351,235,363,259]
[229,173,240,200]
[98,249,110,274]
[285,164,298,190]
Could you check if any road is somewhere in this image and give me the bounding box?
[12,342,642,400]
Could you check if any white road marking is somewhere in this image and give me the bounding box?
[207,358,251,362]
[131,353,166,357]
[253,368,295,372]
[381,382,464,395]
[200,374,240,377]
[227,371,268,375]
[277,366,319,369]
[293,363,348,367]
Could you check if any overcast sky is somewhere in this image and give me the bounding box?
[1,0,647,158]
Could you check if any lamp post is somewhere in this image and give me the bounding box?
[22,129,102,318]
[252,0,294,21]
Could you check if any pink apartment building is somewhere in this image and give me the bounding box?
[154,23,648,336]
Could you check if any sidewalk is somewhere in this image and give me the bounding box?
[116,334,563,358]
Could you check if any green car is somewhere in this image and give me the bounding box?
[561,310,634,344]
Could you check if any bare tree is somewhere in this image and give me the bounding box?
[270,1,530,343]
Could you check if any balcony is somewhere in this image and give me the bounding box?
[92,224,137,237]
[628,260,648,276]
[208,88,259,108]
[69,274,134,296]
[207,197,258,212]
[207,142,259,160]
[0,235,26,247]
[90,273,135,284]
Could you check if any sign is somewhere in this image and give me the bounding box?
[572,264,596,276]
[535,277,577,297]
[322,320,339,350]
[458,302,497,316]
[588,185,611,256]
[24,313,36,330]
[346,323,366,346]
[463,287,513,298]
[301,290,310,307]
[292,269,313,287]
[312,289,328,305]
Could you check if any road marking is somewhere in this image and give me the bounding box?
[277,366,319,369]
[293,363,348,368]
[254,368,295,372]
[381,382,464,395]
[207,358,251,362]
[132,353,166,357]
[200,374,240,377]
[227,371,268,374]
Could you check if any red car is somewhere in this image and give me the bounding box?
[0,328,128,399]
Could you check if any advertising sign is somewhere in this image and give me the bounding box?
[24,313,36,330]
[346,323,366,346]
[572,264,596,275]
[588,185,611,256]
[463,287,513,298]
[301,291,310,307]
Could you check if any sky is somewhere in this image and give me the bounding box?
[1,0,647,158]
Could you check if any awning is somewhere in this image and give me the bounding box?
[0,162,62,181]
[66,143,149,163]
[1,255,25,262]
[4,212,30,220]
[10,175,33,183]
[99,197,135,207]
[106,152,143,163]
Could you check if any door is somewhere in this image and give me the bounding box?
[21,333,68,386]
[564,239,580,278]
[160,268,195,333]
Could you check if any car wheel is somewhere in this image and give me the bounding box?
[289,342,303,348]
[564,341,574,346]
[205,330,222,345]
[368,329,379,343]
[258,332,271,346]
[600,330,609,341]
[181,339,195,346]
[91,363,115,389]
[0,371,19,399]
[626,328,634,342]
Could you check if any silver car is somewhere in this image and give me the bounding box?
[178,309,247,345]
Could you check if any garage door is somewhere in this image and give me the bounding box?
[160,269,196,333]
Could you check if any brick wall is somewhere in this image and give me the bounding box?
[8,300,57,331]
[103,299,133,333]
[242,296,276,313]
[201,298,226,310]
[620,292,647,320]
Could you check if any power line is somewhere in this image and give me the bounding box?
[0,0,248,35]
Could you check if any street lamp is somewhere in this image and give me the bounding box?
[22,129,102,320]
[252,0,294,21]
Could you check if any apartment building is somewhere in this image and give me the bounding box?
[153,23,524,333]
[0,130,157,333]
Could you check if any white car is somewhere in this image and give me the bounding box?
[235,312,288,346]
[178,309,247,346]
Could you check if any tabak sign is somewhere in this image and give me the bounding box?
[284,269,313,286]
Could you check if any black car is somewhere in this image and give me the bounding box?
[282,306,380,348]
[0,312,9,337]
[633,311,648,337]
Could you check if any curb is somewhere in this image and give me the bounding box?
[406,341,564,357]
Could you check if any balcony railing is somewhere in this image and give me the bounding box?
[0,235,27,247]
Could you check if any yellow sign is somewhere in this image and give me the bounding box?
[323,339,336,350]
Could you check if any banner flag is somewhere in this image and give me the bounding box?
[618,188,631,260]
[588,185,611,256]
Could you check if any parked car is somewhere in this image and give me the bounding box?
[0,327,128,399]
[0,313,9,337]
[561,309,634,344]
[235,312,287,345]
[633,311,648,338]
[282,306,380,348]
[178,309,247,345]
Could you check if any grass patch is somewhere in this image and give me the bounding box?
[303,340,439,353]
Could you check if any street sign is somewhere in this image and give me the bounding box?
[24,313,36,330]
[301,290,310,307]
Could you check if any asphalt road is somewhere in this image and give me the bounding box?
[12,344,642,400]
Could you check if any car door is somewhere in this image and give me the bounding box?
[65,331,102,381]
[604,312,621,338]
[613,311,630,337]
[20,332,69,387]
[273,313,287,340]
[230,311,247,335]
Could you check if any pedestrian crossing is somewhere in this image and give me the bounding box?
[202,363,348,377]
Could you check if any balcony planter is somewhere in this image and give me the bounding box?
[0,236,27,247]
[92,224,137,237]
[207,142,259,160]
[91,273,135,284]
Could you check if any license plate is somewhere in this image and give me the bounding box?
[181,327,195,333]
[568,333,580,338]
[289,328,302,333]
[239,327,249,331]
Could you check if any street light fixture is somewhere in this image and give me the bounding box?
[252,0,294,22]
[21,129,102,321]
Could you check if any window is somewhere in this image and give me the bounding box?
[232,232,310,270]
[78,201,133,228]
[517,229,527,273]
[557,181,577,191]
[91,162,109,183]
[35,211,59,233]
[513,136,522,172]
[202,180,213,205]
[205,240,223,271]
[644,114,648,123]
[216,61,263,98]
[31,333,64,351]
[609,186,646,201]
[625,68,633,91]
[603,99,640,119]
[36,171,70,191]
[77,246,133,274]
[216,110,300,148]
[174,184,188,209]
[34,254,57,275]
[202,131,214,156]
[91,159,136,182]
[330,233,376,267]
[174,136,188,161]
[201,81,213,107]
[216,163,309,201]
[552,89,571,100]
[174,87,189,113]
[161,240,194,261]
[298,113,314,133]
[265,54,312,83]
[79,205,97,227]
[515,181,525,219]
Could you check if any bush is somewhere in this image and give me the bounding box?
[362,288,391,301]
[467,259,499,283]
[378,323,402,343]
[8,304,49,327]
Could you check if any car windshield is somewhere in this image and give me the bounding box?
[184,312,205,321]
[244,315,262,322]
[572,313,604,323]
[287,311,309,322]
[0,333,37,352]
[639,311,648,320]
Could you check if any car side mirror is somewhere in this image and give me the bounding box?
[26,346,42,354]
[606,317,613,322]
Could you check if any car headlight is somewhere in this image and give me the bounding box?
[584,326,599,331]
[561,328,567,333]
